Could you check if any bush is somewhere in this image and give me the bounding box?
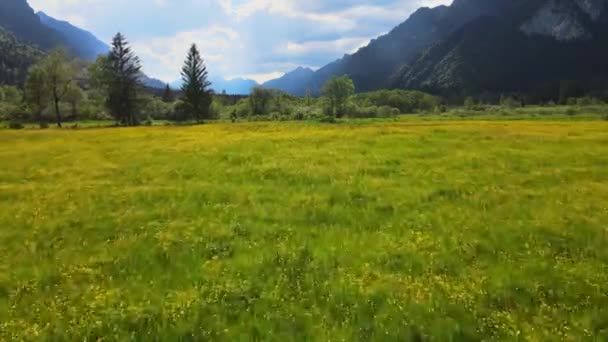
[500,95,522,108]
[435,105,447,113]
[7,121,24,129]
[565,108,578,116]
[350,89,440,114]
[292,111,305,121]
[39,122,49,129]
[378,105,399,118]
[464,96,476,109]
[576,97,593,107]
[318,115,337,123]
[360,106,378,118]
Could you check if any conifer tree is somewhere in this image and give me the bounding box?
[106,33,142,126]
[180,44,212,122]
[162,84,174,103]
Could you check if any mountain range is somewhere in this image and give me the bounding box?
[2,0,608,99]
[0,0,165,88]
[263,67,315,94]
[265,0,608,101]
[36,11,109,61]
[169,77,259,95]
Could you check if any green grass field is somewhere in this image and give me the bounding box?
[1,119,608,340]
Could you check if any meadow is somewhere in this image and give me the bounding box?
[1,117,608,340]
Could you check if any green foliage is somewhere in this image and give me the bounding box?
[25,64,50,123]
[140,96,174,120]
[500,95,522,108]
[162,84,175,103]
[180,44,213,122]
[351,89,440,114]
[6,121,24,129]
[249,86,273,115]
[575,97,593,107]
[63,85,85,119]
[464,96,475,109]
[35,49,79,127]
[0,27,45,85]
[318,115,336,123]
[214,88,440,122]
[0,85,23,121]
[322,75,354,118]
[87,56,111,91]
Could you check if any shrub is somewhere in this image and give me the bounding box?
[7,121,24,129]
[500,95,522,108]
[378,106,399,118]
[576,97,592,107]
[350,89,440,114]
[435,105,447,113]
[464,96,476,109]
[318,115,337,123]
[361,106,380,118]
[565,108,578,116]
[39,122,49,129]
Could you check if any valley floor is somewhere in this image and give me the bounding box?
[1,119,607,339]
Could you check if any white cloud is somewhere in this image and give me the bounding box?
[284,37,370,56]
[28,0,453,81]
[132,26,242,82]
[228,72,285,83]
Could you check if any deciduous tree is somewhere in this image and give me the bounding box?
[24,64,49,125]
[322,75,354,118]
[40,49,77,127]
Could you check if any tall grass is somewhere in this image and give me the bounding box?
[1,119,607,340]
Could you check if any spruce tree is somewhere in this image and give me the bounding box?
[162,84,174,103]
[180,44,212,122]
[106,33,142,126]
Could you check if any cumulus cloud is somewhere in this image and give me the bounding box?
[28,0,452,82]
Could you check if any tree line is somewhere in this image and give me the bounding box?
[1,32,213,127]
[0,32,448,128]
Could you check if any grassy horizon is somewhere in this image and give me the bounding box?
[1,119,608,340]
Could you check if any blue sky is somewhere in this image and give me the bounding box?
[28,0,451,83]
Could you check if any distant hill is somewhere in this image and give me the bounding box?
[37,11,109,61]
[170,77,259,95]
[138,73,167,90]
[211,77,258,95]
[391,0,608,100]
[265,0,608,101]
[265,0,501,95]
[262,67,314,95]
